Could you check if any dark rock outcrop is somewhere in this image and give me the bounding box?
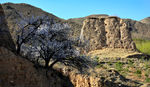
[0,4,15,51]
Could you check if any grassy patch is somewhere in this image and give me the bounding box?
[135,69,142,77]
[96,64,103,68]
[145,69,150,77]
[115,62,123,72]
[145,78,150,83]
[128,59,134,68]
[133,39,150,55]
[135,69,142,74]
[94,56,100,63]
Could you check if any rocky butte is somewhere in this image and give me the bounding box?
[80,15,136,53]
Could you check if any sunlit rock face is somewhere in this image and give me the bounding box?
[80,16,136,53]
[80,17,106,52]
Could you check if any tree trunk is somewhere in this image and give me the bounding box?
[49,59,59,68]
[45,59,51,78]
[16,45,20,54]
[45,60,49,68]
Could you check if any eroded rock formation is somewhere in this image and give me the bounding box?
[80,16,136,52]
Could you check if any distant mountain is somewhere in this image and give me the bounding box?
[140,17,150,24]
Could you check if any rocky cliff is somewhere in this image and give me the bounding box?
[69,15,150,40]
[80,16,136,52]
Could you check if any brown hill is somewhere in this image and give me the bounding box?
[1,3,65,44]
[140,17,150,24]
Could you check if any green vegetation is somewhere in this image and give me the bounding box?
[124,68,129,72]
[135,69,142,74]
[115,62,123,72]
[145,69,150,77]
[133,39,150,55]
[135,69,142,77]
[145,62,150,70]
[128,59,134,67]
[94,56,100,63]
[96,64,103,68]
[145,78,150,83]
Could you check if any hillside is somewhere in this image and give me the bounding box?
[1,3,84,39]
[0,47,74,87]
[0,3,150,87]
[1,3,65,43]
[140,17,150,24]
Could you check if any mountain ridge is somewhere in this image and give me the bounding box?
[2,3,150,40]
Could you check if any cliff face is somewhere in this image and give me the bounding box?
[80,16,136,52]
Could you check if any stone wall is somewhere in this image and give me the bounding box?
[80,16,136,53]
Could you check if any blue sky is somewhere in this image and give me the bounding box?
[1,0,150,20]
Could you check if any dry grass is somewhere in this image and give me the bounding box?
[88,48,142,58]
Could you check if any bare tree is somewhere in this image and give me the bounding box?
[15,14,90,72]
[16,15,50,54]
[33,23,78,68]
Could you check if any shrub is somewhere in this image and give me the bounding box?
[128,60,134,67]
[115,62,123,72]
[135,69,142,74]
[145,78,150,83]
[96,64,103,68]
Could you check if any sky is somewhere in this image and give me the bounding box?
[1,0,150,20]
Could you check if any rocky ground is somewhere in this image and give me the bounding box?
[0,47,146,87]
[88,48,150,85]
